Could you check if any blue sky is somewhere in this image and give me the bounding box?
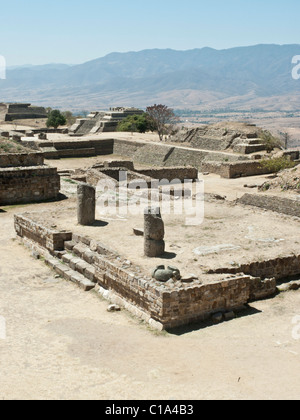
[1,0,300,65]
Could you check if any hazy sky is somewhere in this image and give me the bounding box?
[1,0,300,66]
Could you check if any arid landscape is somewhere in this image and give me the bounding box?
[1,116,300,399]
[1,0,300,401]
[0,175,300,400]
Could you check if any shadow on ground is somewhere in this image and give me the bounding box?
[166,304,262,336]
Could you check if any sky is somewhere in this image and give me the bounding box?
[0,0,300,66]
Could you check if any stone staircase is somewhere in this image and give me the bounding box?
[233,138,267,154]
[75,118,99,136]
[42,235,138,294]
[43,241,107,291]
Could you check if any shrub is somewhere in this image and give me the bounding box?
[260,157,296,174]
[117,114,150,133]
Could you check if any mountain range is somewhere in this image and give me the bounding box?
[1,44,300,112]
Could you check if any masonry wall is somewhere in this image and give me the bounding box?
[209,254,300,281]
[138,167,198,182]
[14,214,278,329]
[113,139,247,168]
[238,193,300,218]
[201,161,274,178]
[0,167,60,205]
[0,152,44,168]
[15,214,72,251]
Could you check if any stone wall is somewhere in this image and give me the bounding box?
[201,161,274,178]
[0,167,60,205]
[14,214,278,329]
[113,139,248,168]
[238,193,300,218]
[209,254,300,282]
[35,139,114,159]
[0,152,44,168]
[14,214,72,251]
[3,103,47,121]
[138,167,198,182]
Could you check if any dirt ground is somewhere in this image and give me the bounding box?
[0,205,300,400]
[1,157,300,399]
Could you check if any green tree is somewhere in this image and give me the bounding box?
[117,113,151,133]
[46,110,67,129]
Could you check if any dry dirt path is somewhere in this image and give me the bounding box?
[0,204,300,400]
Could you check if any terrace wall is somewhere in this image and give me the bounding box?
[0,166,60,205]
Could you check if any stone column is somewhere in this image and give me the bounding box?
[144,207,165,257]
[77,183,96,226]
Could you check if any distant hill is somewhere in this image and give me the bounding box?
[0,44,300,112]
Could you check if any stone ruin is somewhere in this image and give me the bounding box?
[77,183,96,226]
[0,103,47,122]
[144,207,165,257]
[0,140,60,206]
[69,107,144,136]
[10,150,300,330]
[171,122,270,154]
[2,112,300,330]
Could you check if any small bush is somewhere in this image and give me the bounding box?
[260,157,296,174]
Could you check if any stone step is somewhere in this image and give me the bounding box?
[233,143,266,154]
[61,252,97,283]
[44,255,95,291]
[39,147,59,159]
[242,138,264,145]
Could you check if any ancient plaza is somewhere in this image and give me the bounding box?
[1,111,300,331]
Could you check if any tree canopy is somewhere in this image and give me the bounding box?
[46,110,67,129]
[146,104,178,141]
[117,113,152,133]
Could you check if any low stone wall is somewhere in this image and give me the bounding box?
[14,214,72,251]
[238,193,300,218]
[138,167,198,182]
[209,254,300,282]
[0,166,60,205]
[31,139,114,159]
[113,139,248,168]
[202,161,274,178]
[14,214,278,329]
[0,152,44,168]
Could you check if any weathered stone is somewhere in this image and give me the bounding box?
[152,266,181,282]
[77,183,96,226]
[224,311,236,320]
[38,133,47,140]
[144,207,165,257]
[212,312,223,323]
[107,304,121,312]
[144,239,165,258]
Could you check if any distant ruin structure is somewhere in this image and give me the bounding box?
[0,103,47,121]
[69,107,144,136]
